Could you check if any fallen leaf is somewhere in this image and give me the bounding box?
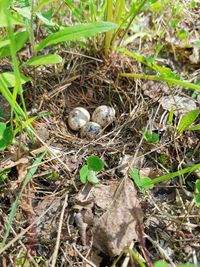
[92,178,142,256]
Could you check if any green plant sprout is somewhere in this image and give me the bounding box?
[142,130,159,144]
[129,168,154,192]
[80,155,104,185]
[130,164,200,209]
[0,122,13,150]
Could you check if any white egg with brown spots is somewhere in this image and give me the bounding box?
[92,105,115,127]
[80,122,102,139]
[68,107,90,131]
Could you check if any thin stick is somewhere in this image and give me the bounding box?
[51,193,68,267]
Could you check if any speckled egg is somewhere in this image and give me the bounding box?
[92,105,115,127]
[68,107,90,131]
[80,122,102,139]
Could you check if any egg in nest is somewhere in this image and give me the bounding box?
[68,107,90,131]
[92,105,116,127]
[80,122,102,139]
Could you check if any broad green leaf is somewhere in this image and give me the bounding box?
[0,72,30,87]
[130,168,153,191]
[87,170,99,184]
[36,12,56,26]
[16,0,30,8]
[195,195,200,208]
[23,54,62,66]
[0,8,24,27]
[0,123,13,150]
[130,168,140,186]
[80,165,89,184]
[140,176,154,190]
[0,31,29,58]
[195,180,200,194]
[36,21,117,51]
[33,0,54,13]
[0,39,10,49]
[177,110,200,136]
[178,265,199,267]
[14,7,31,19]
[189,124,200,131]
[154,260,169,267]
[87,155,104,172]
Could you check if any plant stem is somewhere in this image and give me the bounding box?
[4,0,28,125]
[120,73,200,92]
[104,0,113,57]
[118,0,148,46]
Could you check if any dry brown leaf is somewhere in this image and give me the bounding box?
[92,178,142,256]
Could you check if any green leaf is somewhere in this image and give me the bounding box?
[35,21,117,51]
[154,260,169,267]
[130,168,140,186]
[195,194,200,208]
[130,168,154,191]
[87,170,99,184]
[36,12,56,26]
[187,124,200,131]
[178,265,199,267]
[0,31,29,58]
[140,176,154,190]
[0,72,30,87]
[0,8,24,27]
[120,72,200,92]
[23,54,62,66]
[195,180,200,194]
[80,165,89,184]
[143,130,159,144]
[143,163,200,187]
[33,0,54,13]
[177,110,200,136]
[14,7,31,19]
[168,108,174,126]
[0,123,13,150]
[87,155,104,172]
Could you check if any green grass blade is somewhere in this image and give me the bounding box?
[1,151,47,247]
[23,54,62,66]
[36,21,117,51]
[142,163,200,187]
[64,0,84,22]
[0,77,26,119]
[177,110,200,136]
[120,73,200,92]
[33,0,54,13]
[3,0,28,123]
